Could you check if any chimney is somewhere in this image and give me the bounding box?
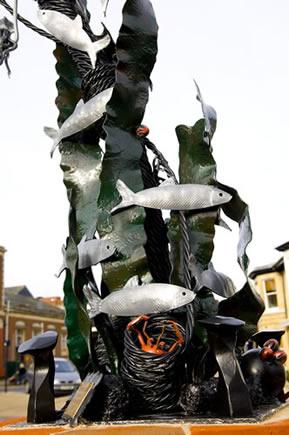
[0,247,6,311]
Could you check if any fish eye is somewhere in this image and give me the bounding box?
[42,12,45,15]
[219,192,223,197]
[106,245,110,249]
[182,291,186,296]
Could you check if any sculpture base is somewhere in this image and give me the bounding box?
[1,403,289,435]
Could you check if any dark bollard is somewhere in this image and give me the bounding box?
[18,331,58,424]
[199,316,253,417]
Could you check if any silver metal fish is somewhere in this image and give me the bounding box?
[44,87,113,157]
[194,79,217,145]
[83,283,195,318]
[56,235,116,276]
[37,9,110,67]
[111,180,232,214]
[78,234,116,269]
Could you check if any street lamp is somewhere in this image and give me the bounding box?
[3,299,10,393]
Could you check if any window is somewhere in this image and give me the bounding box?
[32,323,42,337]
[61,334,67,352]
[264,279,278,309]
[55,359,75,373]
[15,328,25,348]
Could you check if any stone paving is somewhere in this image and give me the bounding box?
[0,392,68,420]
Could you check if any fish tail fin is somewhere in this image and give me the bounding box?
[83,285,102,318]
[111,180,136,214]
[44,127,59,158]
[89,34,111,68]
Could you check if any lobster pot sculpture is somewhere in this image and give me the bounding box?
[121,315,186,413]
[2,0,289,424]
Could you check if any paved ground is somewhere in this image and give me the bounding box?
[0,392,68,420]
[0,383,26,394]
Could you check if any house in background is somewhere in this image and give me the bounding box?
[0,246,68,377]
[250,241,289,368]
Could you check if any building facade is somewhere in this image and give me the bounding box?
[0,246,68,377]
[250,242,289,369]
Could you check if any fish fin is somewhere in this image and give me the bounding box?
[44,126,60,158]
[55,244,67,278]
[79,233,88,245]
[111,180,136,214]
[55,266,65,278]
[74,14,83,29]
[88,34,111,68]
[217,217,232,231]
[75,98,84,110]
[159,177,176,187]
[44,126,58,139]
[124,275,141,288]
[83,285,102,318]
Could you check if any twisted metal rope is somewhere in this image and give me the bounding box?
[0,0,57,41]
[141,138,192,291]
[139,147,172,284]
[141,138,194,351]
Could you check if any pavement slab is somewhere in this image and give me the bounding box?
[0,392,68,420]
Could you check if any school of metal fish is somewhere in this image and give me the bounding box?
[39,6,235,319]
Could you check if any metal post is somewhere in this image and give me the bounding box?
[4,300,10,393]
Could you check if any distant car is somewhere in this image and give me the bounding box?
[25,357,81,396]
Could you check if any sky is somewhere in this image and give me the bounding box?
[0,0,289,297]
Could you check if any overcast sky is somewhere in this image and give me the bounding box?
[0,0,289,297]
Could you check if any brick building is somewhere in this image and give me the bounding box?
[0,246,67,377]
[250,241,289,370]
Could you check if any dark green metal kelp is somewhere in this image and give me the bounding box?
[54,45,103,374]
[168,119,217,286]
[97,0,159,290]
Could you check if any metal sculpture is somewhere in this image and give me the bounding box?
[18,331,58,423]
[199,316,253,417]
[0,15,17,75]
[1,0,286,424]
[241,330,288,404]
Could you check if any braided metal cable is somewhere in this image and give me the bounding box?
[139,146,171,284]
[142,138,192,291]
[141,138,194,350]
[0,0,57,41]
[83,61,115,100]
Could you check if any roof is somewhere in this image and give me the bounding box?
[5,286,33,298]
[4,287,64,319]
[249,257,284,279]
[276,241,289,252]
